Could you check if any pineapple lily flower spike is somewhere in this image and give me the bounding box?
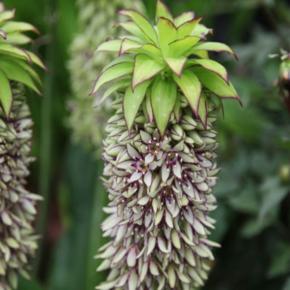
[93,1,240,290]
[0,5,44,290]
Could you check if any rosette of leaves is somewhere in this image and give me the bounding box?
[68,0,144,148]
[92,1,240,289]
[0,6,43,290]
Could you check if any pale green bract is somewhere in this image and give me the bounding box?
[0,7,44,115]
[92,0,240,134]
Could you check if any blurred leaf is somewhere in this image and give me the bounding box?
[268,241,290,278]
[259,177,288,220]
[18,278,43,290]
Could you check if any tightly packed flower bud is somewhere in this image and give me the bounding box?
[96,98,220,290]
[68,0,144,148]
[0,86,41,290]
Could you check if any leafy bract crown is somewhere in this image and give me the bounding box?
[0,6,44,115]
[92,0,239,134]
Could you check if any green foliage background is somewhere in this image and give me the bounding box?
[3,0,290,289]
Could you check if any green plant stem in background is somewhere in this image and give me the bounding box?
[35,0,57,274]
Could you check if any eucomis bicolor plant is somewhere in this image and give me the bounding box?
[68,0,144,148]
[0,5,44,290]
[92,1,240,289]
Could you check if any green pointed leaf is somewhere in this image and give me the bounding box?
[97,40,123,52]
[132,54,164,88]
[92,62,133,94]
[120,38,142,54]
[0,43,30,61]
[174,12,195,27]
[189,59,228,81]
[156,1,173,21]
[177,18,201,38]
[0,10,15,24]
[192,24,213,37]
[193,41,237,58]
[120,22,147,42]
[151,77,177,134]
[169,36,200,57]
[2,21,38,34]
[95,79,130,106]
[12,58,41,85]
[120,10,158,44]
[6,32,31,45]
[173,69,201,114]
[134,44,162,61]
[124,80,151,129]
[26,51,46,69]
[165,57,186,76]
[0,69,12,115]
[102,55,133,71]
[198,93,208,128]
[157,17,177,54]
[0,59,40,94]
[97,39,141,54]
[193,67,239,99]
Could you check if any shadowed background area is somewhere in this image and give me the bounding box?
[3,0,290,289]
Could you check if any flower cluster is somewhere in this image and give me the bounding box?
[0,86,41,290]
[97,99,220,289]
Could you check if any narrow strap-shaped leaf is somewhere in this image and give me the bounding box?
[97,40,123,52]
[133,44,162,62]
[119,38,142,54]
[192,24,213,37]
[119,10,158,44]
[156,1,173,21]
[193,41,237,59]
[0,59,40,94]
[0,10,15,24]
[0,43,30,61]
[177,18,201,38]
[165,57,186,76]
[124,80,151,129]
[189,59,228,81]
[193,67,239,99]
[2,21,39,34]
[157,17,177,54]
[132,54,164,88]
[120,22,147,42]
[169,36,200,57]
[0,69,12,115]
[173,69,201,115]
[102,55,134,72]
[92,62,133,94]
[174,12,195,27]
[10,58,42,85]
[6,32,31,45]
[26,51,46,69]
[97,39,141,54]
[151,77,177,134]
[95,79,130,106]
